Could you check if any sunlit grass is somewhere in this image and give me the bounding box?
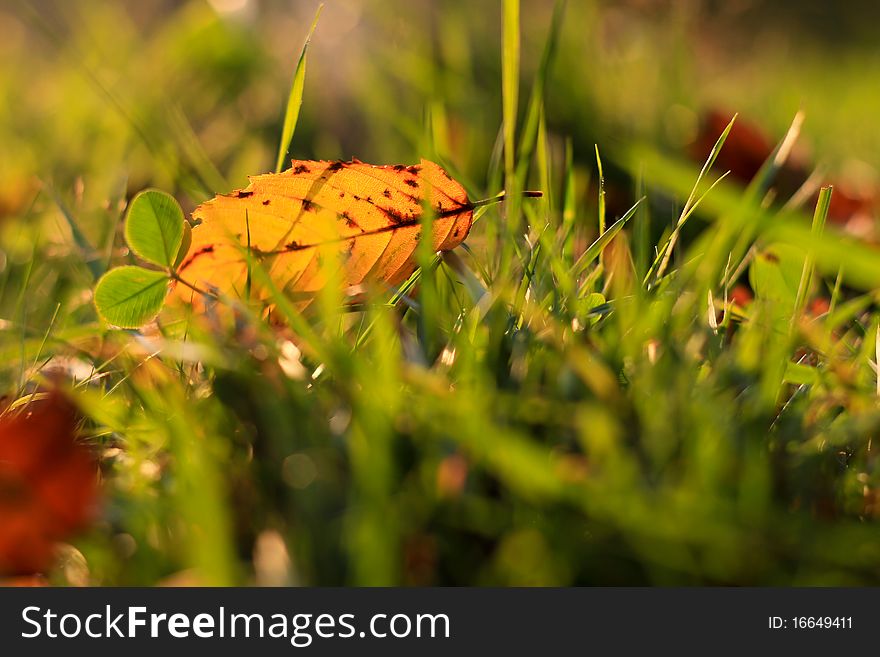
[2,0,880,586]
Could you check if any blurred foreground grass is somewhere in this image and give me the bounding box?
[3,0,880,585]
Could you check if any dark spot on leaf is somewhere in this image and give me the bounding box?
[339,191,345,198]
[393,164,406,171]
[262,199,270,205]
[404,179,418,188]
[383,189,392,199]
[407,165,421,174]
[293,164,311,174]
[379,207,408,225]
[453,228,460,237]
[328,161,345,172]
[340,211,361,230]
[234,190,253,198]
[285,241,304,251]
[302,199,315,212]
[764,252,780,263]
[366,196,372,203]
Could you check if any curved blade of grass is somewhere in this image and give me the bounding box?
[650,114,736,283]
[572,197,644,279]
[274,4,323,173]
[720,110,807,285]
[646,170,731,285]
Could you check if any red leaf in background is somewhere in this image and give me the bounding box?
[690,109,780,187]
[730,284,754,308]
[0,392,99,576]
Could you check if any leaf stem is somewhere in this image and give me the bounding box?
[170,272,219,301]
[471,190,543,208]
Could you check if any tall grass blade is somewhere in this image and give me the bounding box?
[573,197,644,279]
[275,4,323,173]
[501,0,521,254]
[792,185,832,326]
[650,114,736,283]
[515,0,565,186]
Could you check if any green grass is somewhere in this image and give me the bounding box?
[3,1,880,586]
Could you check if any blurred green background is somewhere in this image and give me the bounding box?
[4,0,880,586]
[5,0,880,208]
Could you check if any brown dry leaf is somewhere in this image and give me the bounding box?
[175,158,474,306]
[0,392,99,576]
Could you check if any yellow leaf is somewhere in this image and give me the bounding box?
[174,158,473,305]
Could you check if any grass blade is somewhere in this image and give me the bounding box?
[792,185,832,326]
[561,139,576,261]
[514,0,565,186]
[595,144,606,271]
[595,144,606,237]
[573,197,644,279]
[502,0,520,188]
[274,4,323,173]
[633,164,650,283]
[650,114,736,283]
